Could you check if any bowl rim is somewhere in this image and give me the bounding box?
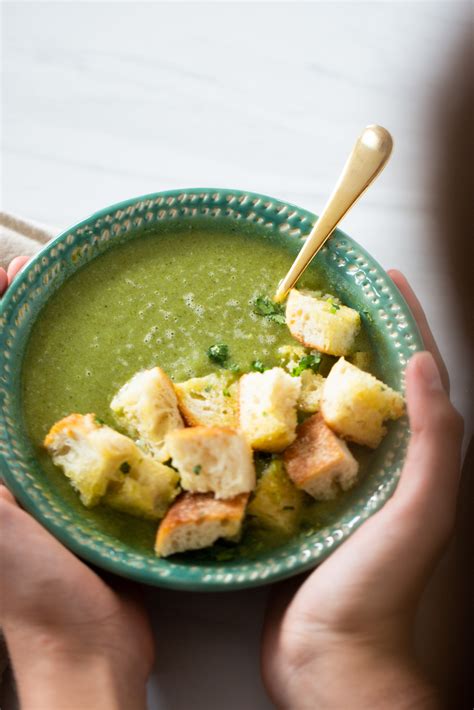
[0,186,423,591]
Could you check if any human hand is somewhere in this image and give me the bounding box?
[0,486,154,710]
[261,271,463,710]
[0,256,30,296]
[1,253,154,708]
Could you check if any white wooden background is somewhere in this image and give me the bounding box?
[2,2,472,708]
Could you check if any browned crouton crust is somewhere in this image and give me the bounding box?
[284,413,358,499]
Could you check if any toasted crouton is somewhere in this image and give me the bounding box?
[321,358,405,448]
[239,367,301,452]
[44,413,179,512]
[284,413,359,499]
[278,344,306,373]
[298,370,325,413]
[155,492,248,557]
[174,372,238,428]
[104,455,179,520]
[247,459,304,536]
[166,427,256,499]
[349,350,372,372]
[286,289,360,356]
[110,367,183,462]
[44,413,135,506]
[278,345,325,412]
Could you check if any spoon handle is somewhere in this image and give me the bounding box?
[274,125,393,302]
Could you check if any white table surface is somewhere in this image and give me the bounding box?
[2,2,472,708]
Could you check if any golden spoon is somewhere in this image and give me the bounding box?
[274,125,393,303]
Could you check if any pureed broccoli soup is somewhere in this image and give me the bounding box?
[22,224,376,559]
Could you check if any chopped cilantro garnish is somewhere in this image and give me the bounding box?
[253,295,277,316]
[193,464,202,475]
[207,343,229,365]
[228,363,241,373]
[291,352,322,377]
[223,387,231,397]
[120,461,131,474]
[253,296,286,325]
[251,359,266,373]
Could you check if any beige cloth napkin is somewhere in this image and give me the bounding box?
[0,211,58,269]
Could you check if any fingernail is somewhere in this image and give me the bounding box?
[0,268,7,297]
[418,352,443,391]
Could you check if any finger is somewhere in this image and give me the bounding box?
[392,351,463,542]
[7,256,30,285]
[388,269,450,392]
[0,268,7,296]
[0,484,18,505]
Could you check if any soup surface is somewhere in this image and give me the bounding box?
[22,224,376,560]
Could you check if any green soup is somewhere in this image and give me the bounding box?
[22,225,375,560]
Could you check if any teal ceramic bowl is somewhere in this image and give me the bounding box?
[0,188,423,591]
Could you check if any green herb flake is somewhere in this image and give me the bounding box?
[94,416,106,426]
[193,464,202,475]
[207,343,229,365]
[251,359,266,373]
[120,461,131,474]
[291,352,322,377]
[223,387,231,397]
[362,309,374,325]
[269,312,286,324]
[252,296,286,325]
[228,363,241,373]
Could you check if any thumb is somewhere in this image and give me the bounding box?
[391,351,463,549]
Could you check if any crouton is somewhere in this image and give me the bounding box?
[44,413,135,506]
[284,413,359,499]
[298,370,325,413]
[278,344,306,373]
[239,367,301,452]
[286,289,360,356]
[155,492,248,557]
[349,350,372,372]
[247,459,304,536]
[104,455,179,520]
[321,358,405,448]
[278,346,325,412]
[166,427,256,499]
[110,367,183,462]
[174,372,238,428]
[44,413,178,512]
